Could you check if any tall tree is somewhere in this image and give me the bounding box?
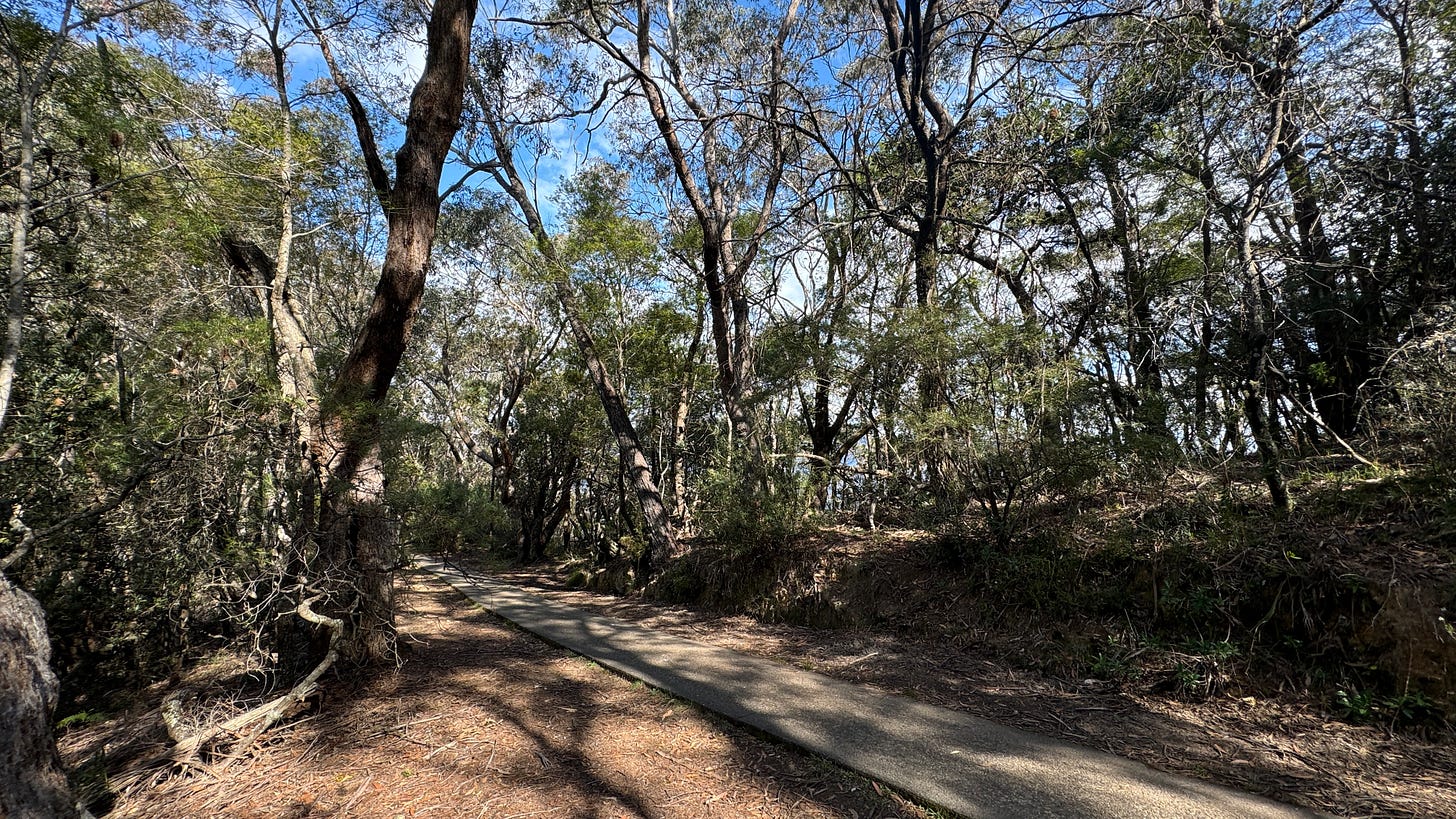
[298,0,479,662]
[1199,0,1362,438]
[794,0,1059,495]
[559,0,804,478]
[477,120,681,573]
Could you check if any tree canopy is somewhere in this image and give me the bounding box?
[3,0,1455,811]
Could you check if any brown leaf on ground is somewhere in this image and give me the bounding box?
[489,563,1456,819]
[62,577,927,819]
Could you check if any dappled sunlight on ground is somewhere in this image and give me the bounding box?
[62,577,927,819]
[487,561,1456,818]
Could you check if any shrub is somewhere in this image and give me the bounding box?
[697,462,812,553]
[395,480,514,558]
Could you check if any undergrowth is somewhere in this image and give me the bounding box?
[620,456,1456,730]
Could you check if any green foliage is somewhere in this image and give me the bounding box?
[1334,688,1440,727]
[6,0,1456,758]
[697,462,812,553]
[0,25,310,707]
[396,480,514,558]
[9,310,283,704]
[915,318,1106,551]
[55,710,110,731]
[1380,307,1456,458]
[1088,640,1136,682]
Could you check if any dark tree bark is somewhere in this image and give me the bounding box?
[1,574,81,819]
[1201,0,1368,438]
[1236,225,1291,513]
[798,223,870,509]
[1096,152,1172,441]
[877,0,953,494]
[299,0,479,663]
[519,455,576,564]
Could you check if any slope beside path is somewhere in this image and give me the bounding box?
[417,559,1325,819]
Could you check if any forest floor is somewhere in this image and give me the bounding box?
[60,574,930,819]
[57,550,1456,819]
[480,556,1456,819]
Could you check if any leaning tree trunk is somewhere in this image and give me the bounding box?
[1098,152,1172,441]
[1,574,81,819]
[1236,228,1291,512]
[482,121,680,576]
[303,0,478,664]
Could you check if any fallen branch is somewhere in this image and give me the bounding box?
[168,594,342,763]
[1285,392,1382,469]
[2,506,35,571]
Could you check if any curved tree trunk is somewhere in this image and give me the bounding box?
[479,120,680,575]
[564,0,802,480]
[300,0,479,664]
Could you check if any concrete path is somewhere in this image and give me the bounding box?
[416,559,1324,819]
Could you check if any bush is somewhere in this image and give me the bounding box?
[697,462,813,553]
[1381,305,1456,458]
[395,480,514,558]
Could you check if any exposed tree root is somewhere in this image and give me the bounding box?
[162,594,342,766]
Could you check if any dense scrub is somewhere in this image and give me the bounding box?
[4,2,1456,813]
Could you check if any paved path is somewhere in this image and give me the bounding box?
[416,559,1324,819]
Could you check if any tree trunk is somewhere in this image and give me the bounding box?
[1098,153,1171,441]
[481,121,680,576]
[0,42,44,436]
[701,230,763,472]
[668,303,703,529]
[1,574,81,819]
[1194,156,1218,454]
[1236,229,1290,512]
[0,93,34,436]
[552,278,677,573]
[303,0,478,664]
[564,0,794,475]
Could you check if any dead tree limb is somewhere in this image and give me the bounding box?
[165,594,342,763]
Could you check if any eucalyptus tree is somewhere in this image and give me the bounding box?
[784,1,1101,497]
[405,200,538,490]
[543,0,808,477]
[461,90,681,570]
[1182,0,1456,460]
[758,190,882,509]
[1323,0,1456,348]
[176,0,344,676]
[1183,0,1377,505]
[1031,15,1210,447]
[487,147,680,568]
[291,0,479,662]
[1368,0,1452,310]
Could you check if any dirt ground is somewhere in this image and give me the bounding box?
[61,575,928,819]
[483,564,1456,819]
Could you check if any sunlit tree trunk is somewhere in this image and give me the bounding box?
[300,0,478,663]
[481,121,680,574]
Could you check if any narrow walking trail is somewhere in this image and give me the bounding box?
[419,559,1323,819]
